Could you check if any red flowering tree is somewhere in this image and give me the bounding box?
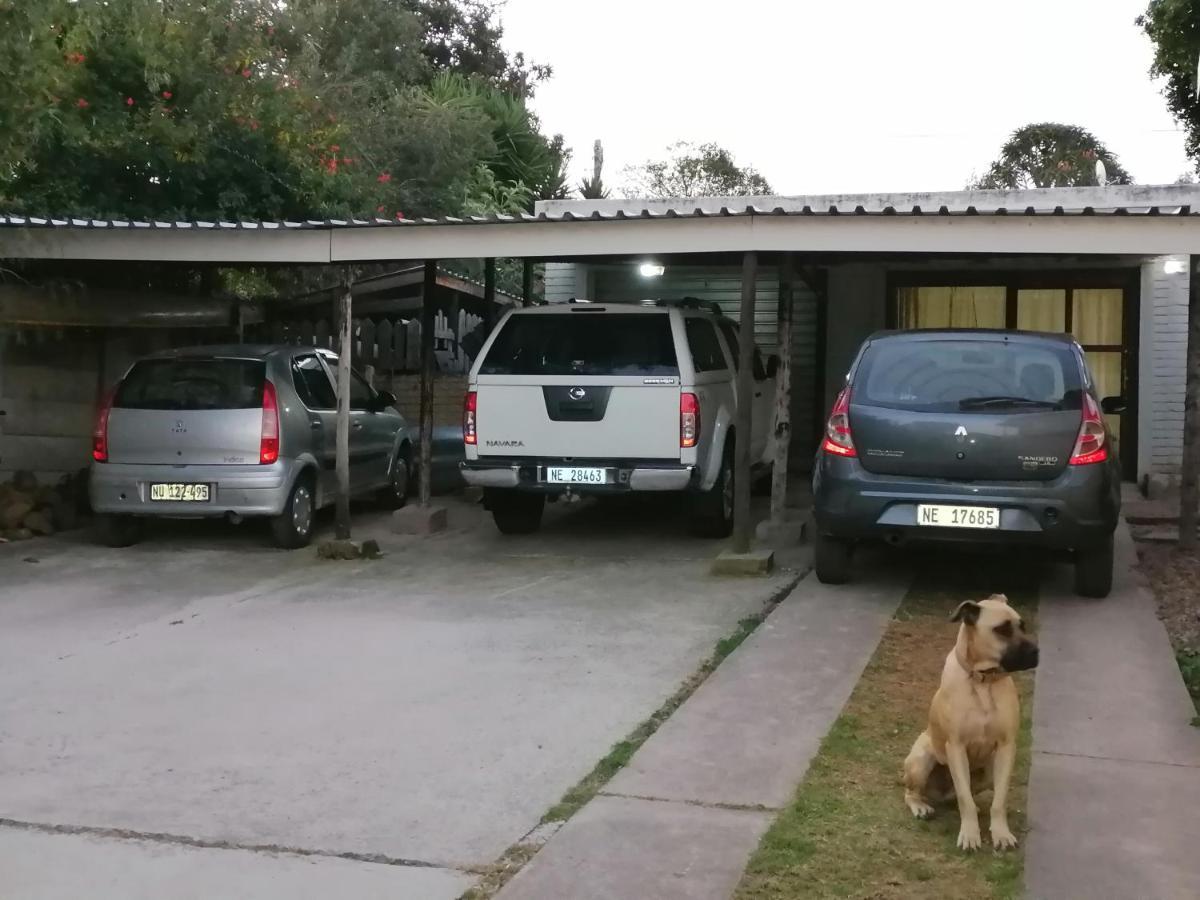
[970,123,1133,189]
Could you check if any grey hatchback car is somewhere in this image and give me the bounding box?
[90,345,412,548]
[812,330,1122,597]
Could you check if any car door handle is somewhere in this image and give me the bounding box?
[310,419,322,430]
[352,422,364,431]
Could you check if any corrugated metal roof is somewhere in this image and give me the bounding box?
[0,203,1196,232]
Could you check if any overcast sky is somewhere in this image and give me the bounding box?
[499,0,1192,197]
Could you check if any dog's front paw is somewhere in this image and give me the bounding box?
[956,821,982,851]
[905,793,935,819]
[991,824,1018,850]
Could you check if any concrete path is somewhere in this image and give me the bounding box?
[1026,524,1200,900]
[497,554,908,900]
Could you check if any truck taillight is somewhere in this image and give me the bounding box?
[260,380,280,464]
[680,392,700,448]
[821,387,856,457]
[1069,393,1108,466]
[464,390,478,445]
[92,390,114,462]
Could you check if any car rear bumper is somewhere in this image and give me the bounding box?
[460,458,694,492]
[90,460,300,517]
[813,455,1120,549]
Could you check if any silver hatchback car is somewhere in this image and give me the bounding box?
[90,345,412,548]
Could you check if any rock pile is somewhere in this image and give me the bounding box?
[0,470,85,542]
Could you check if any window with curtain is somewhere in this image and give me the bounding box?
[897,286,1006,329]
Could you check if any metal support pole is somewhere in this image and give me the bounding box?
[419,260,437,507]
[334,270,353,540]
[484,258,497,330]
[1181,255,1200,548]
[770,254,795,526]
[732,251,758,554]
[521,259,533,307]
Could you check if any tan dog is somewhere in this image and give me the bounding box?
[902,594,1039,851]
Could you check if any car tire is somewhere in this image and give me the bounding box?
[490,491,545,535]
[690,442,735,538]
[1074,533,1114,598]
[94,513,143,548]
[815,532,853,584]
[379,447,411,510]
[270,476,316,549]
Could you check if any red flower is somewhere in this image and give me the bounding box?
[249,119,260,131]
[376,205,385,213]
[394,210,404,220]
[76,98,89,109]
[125,97,135,106]
[162,91,173,100]
[241,68,252,78]
[377,172,392,183]
[330,144,340,152]
[65,52,86,65]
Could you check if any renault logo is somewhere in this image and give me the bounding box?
[954,425,968,437]
[568,387,587,400]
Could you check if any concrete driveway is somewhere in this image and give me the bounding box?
[0,495,798,898]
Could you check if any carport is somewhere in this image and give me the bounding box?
[3,189,1199,552]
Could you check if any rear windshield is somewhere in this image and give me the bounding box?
[114,358,266,410]
[854,339,1083,413]
[480,313,678,376]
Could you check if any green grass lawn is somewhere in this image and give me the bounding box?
[735,558,1040,900]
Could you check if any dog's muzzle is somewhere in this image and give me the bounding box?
[1000,640,1039,672]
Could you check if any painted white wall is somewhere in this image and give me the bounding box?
[1139,256,1189,486]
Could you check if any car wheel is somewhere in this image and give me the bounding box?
[270,476,316,549]
[380,448,411,510]
[490,491,545,535]
[815,532,853,584]
[1074,533,1114,598]
[94,513,143,548]
[690,442,735,538]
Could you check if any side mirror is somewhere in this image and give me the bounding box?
[1101,395,1126,415]
[372,390,397,412]
[766,354,781,378]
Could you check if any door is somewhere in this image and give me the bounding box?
[320,355,388,491]
[717,321,774,463]
[291,353,338,501]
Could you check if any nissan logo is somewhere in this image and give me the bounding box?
[568,387,587,400]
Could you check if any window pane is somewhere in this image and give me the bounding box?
[115,358,264,410]
[293,355,336,410]
[480,313,678,376]
[1072,289,1123,345]
[327,362,373,409]
[898,286,1005,329]
[684,318,727,372]
[718,322,741,371]
[1017,289,1066,332]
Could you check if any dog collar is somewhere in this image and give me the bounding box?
[956,650,1005,682]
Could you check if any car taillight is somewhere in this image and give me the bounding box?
[821,386,857,457]
[260,380,280,464]
[680,392,700,448]
[1069,393,1108,466]
[464,390,478,445]
[92,390,114,462]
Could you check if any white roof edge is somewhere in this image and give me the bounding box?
[536,184,1200,217]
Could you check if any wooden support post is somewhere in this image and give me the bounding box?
[770,254,795,526]
[1181,255,1200,548]
[484,258,497,330]
[521,259,533,308]
[419,260,437,507]
[732,251,758,555]
[335,270,353,540]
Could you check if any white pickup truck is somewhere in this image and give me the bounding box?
[460,300,779,535]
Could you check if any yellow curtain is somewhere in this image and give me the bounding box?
[1016,289,1066,332]
[1072,289,1123,345]
[898,286,1005,329]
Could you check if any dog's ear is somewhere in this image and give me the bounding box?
[950,601,982,625]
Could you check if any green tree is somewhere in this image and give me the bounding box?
[579,139,610,200]
[970,123,1133,189]
[622,142,772,199]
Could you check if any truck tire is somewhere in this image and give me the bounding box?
[815,532,852,584]
[1074,533,1114,598]
[270,476,316,549]
[690,442,734,538]
[94,513,143,548]
[491,491,545,535]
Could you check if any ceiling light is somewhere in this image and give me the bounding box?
[639,263,665,278]
[1163,259,1188,275]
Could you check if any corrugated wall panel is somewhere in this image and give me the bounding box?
[1145,260,1188,475]
[543,262,578,303]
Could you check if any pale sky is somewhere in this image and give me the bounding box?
[499,0,1193,196]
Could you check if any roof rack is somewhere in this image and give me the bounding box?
[652,296,725,316]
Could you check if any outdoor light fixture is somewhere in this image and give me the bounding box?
[639,263,665,278]
[1163,259,1188,275]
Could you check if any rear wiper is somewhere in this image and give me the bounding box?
[959,395,1059,409]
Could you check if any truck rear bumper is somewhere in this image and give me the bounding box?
[460,459,694,492]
